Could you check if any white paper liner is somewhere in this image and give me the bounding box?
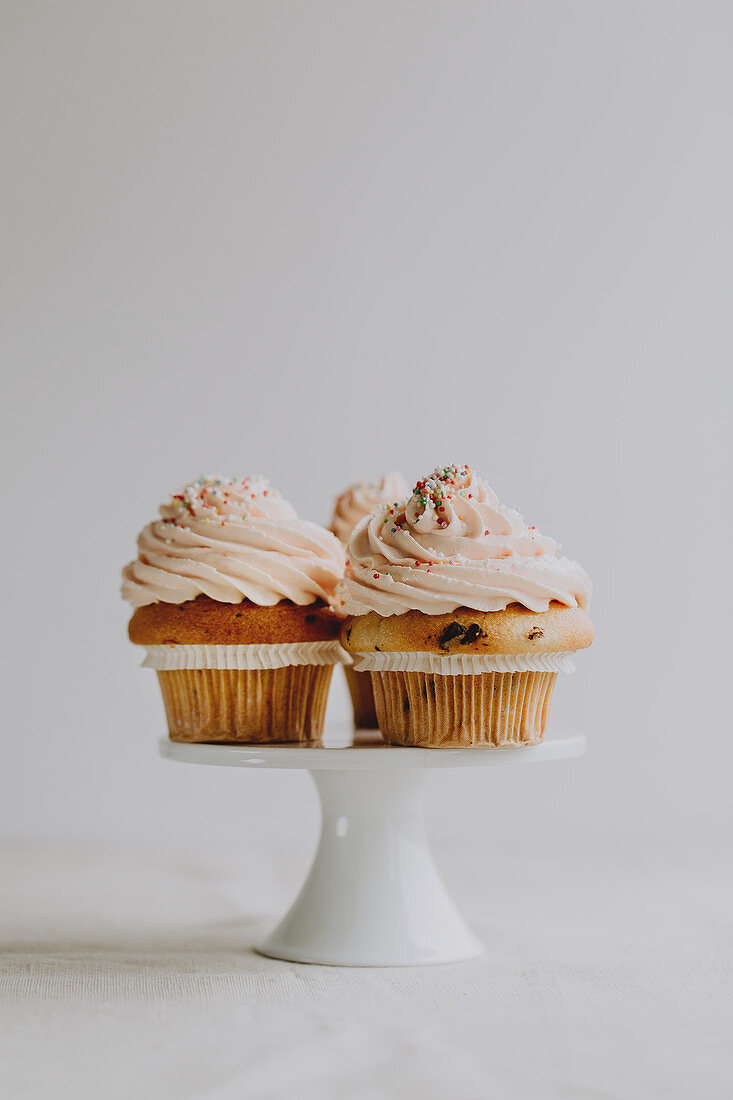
[142,641,351,671]
[350,651,576,675]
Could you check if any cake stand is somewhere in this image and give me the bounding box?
[160,728,585,967]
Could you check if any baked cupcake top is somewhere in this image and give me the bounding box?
[122,475,345,608]
[330,472,409,544]
[336,464,591,616]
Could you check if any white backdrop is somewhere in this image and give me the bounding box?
[1,1,731,864]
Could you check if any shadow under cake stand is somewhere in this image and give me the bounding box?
[160,728,585,967]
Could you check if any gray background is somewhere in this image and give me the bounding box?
[2,1,731,864]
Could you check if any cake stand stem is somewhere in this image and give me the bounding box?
[257,767,483,967]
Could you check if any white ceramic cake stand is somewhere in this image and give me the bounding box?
[160,729,585,967]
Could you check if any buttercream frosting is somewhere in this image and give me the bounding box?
[122,475,345,608]
[336,464,592,616]
[330,472,409,544]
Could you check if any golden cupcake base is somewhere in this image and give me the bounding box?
[157,665,334,744]
[370,669,557,747]
[343,667,380,730]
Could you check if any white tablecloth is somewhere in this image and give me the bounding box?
[2,842,731,1099]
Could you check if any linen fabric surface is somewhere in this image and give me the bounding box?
[1,842,730,1100]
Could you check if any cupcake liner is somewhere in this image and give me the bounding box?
[143,641,350,671]
[157,665,334,744]
[351,651,575,675]
[343,667,380,730]
[370,669,558,748]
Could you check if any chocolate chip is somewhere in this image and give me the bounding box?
[374,645,381,652]
[439,622,465,649]
[527,627,544,640]
[460,624,483,645]
[305,614,316,623]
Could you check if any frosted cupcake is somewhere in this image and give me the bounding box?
[331,473,409,545]
[338,465,593,747]
[122,475,348,744]
[330,473,409,728]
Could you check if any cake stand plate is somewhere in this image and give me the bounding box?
[160,730,585,967]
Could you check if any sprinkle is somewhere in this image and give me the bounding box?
[373,573,380,579]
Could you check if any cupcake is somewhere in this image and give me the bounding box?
[122,475,348,744]
[330,473,409,728]
[337,464,593,747]
[330,473,410,545]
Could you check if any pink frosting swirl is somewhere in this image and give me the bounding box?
[330,472,409,544]
[122,475,345,608]
[337,464,592,616]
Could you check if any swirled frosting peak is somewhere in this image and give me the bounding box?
[122,475,345,608]
[330,472,409,543]
[337,464,591,616]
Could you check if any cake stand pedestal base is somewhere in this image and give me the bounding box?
[161,732,585,967]
[259,768,482,966]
